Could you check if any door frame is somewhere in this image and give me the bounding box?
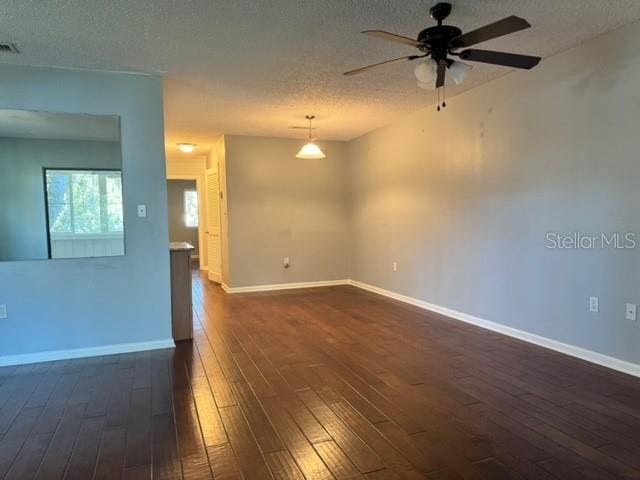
[205,166,223,284]
[167,174,207,271]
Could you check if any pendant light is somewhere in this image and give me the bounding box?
[296,115,326,159]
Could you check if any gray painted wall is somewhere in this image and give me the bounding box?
[224,135,350,287]
[0,138,121,261]
[0,65,171,358]
[167,180,199,255]
[348,20,640,365]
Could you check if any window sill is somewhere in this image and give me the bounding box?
[51,233,124,241]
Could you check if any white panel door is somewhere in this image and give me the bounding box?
[206,167,222,283]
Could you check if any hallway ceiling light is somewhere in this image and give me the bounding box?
[177,143,197,153]
[296,115,326,159]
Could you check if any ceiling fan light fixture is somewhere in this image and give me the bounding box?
[296,115,326,159]
[448,60,473,85]
[414,59,438,83]
[344,3,541,111]
[177,143,197,153]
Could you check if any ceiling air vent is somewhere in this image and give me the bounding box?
[0,43,19,54]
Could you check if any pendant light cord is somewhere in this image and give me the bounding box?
[306,115,315,142]
[436,85,446,112]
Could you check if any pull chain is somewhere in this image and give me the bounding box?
[436,85,447,112]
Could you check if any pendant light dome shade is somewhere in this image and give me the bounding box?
[296,115,326,159]
[296,142,326,159]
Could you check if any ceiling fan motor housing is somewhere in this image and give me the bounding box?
[417,25,462,59]
[418,2,460,59]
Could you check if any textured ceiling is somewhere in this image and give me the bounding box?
[1,1,640,154]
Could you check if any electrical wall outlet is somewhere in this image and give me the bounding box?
[0,304,7,319]
[137,204,147,218]
[626,303,637,321]
[589,296,599,313]
[283,257,290,269]
[392,261,398,272]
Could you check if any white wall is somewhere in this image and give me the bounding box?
[167,156,207,178]
[347,20,640,365]
[0,65,172,361]
[224,135,350,287]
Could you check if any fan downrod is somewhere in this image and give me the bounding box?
[429,2,452,24]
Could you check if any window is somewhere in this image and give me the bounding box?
[45,169,124,237]
[184,189,199,228]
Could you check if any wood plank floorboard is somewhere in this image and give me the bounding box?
[0,270,638,479]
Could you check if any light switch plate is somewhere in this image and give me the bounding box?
[589,296,598,313]
[137,204,147,218]
[626,303,637,321]
[0,304,7,319]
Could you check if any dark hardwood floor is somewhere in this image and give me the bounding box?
[1,271,640,479]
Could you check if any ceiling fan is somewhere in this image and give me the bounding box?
[344,2,541,110]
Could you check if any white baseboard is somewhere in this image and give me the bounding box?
[0,338,175,367]
[208,276,640,378]
[222,279,350,294]
[349,280,640,378]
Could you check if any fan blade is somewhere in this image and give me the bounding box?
[458,49,541,69]
[435,60,446,88]
[450,16,531,48]
[344,55,420,76]
[363,30,423,48]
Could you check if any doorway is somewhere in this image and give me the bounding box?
[167,179,200,264]
[165,150,224,284]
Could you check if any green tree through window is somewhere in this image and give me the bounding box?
[184,189,199,228]
[45,169,123,236]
